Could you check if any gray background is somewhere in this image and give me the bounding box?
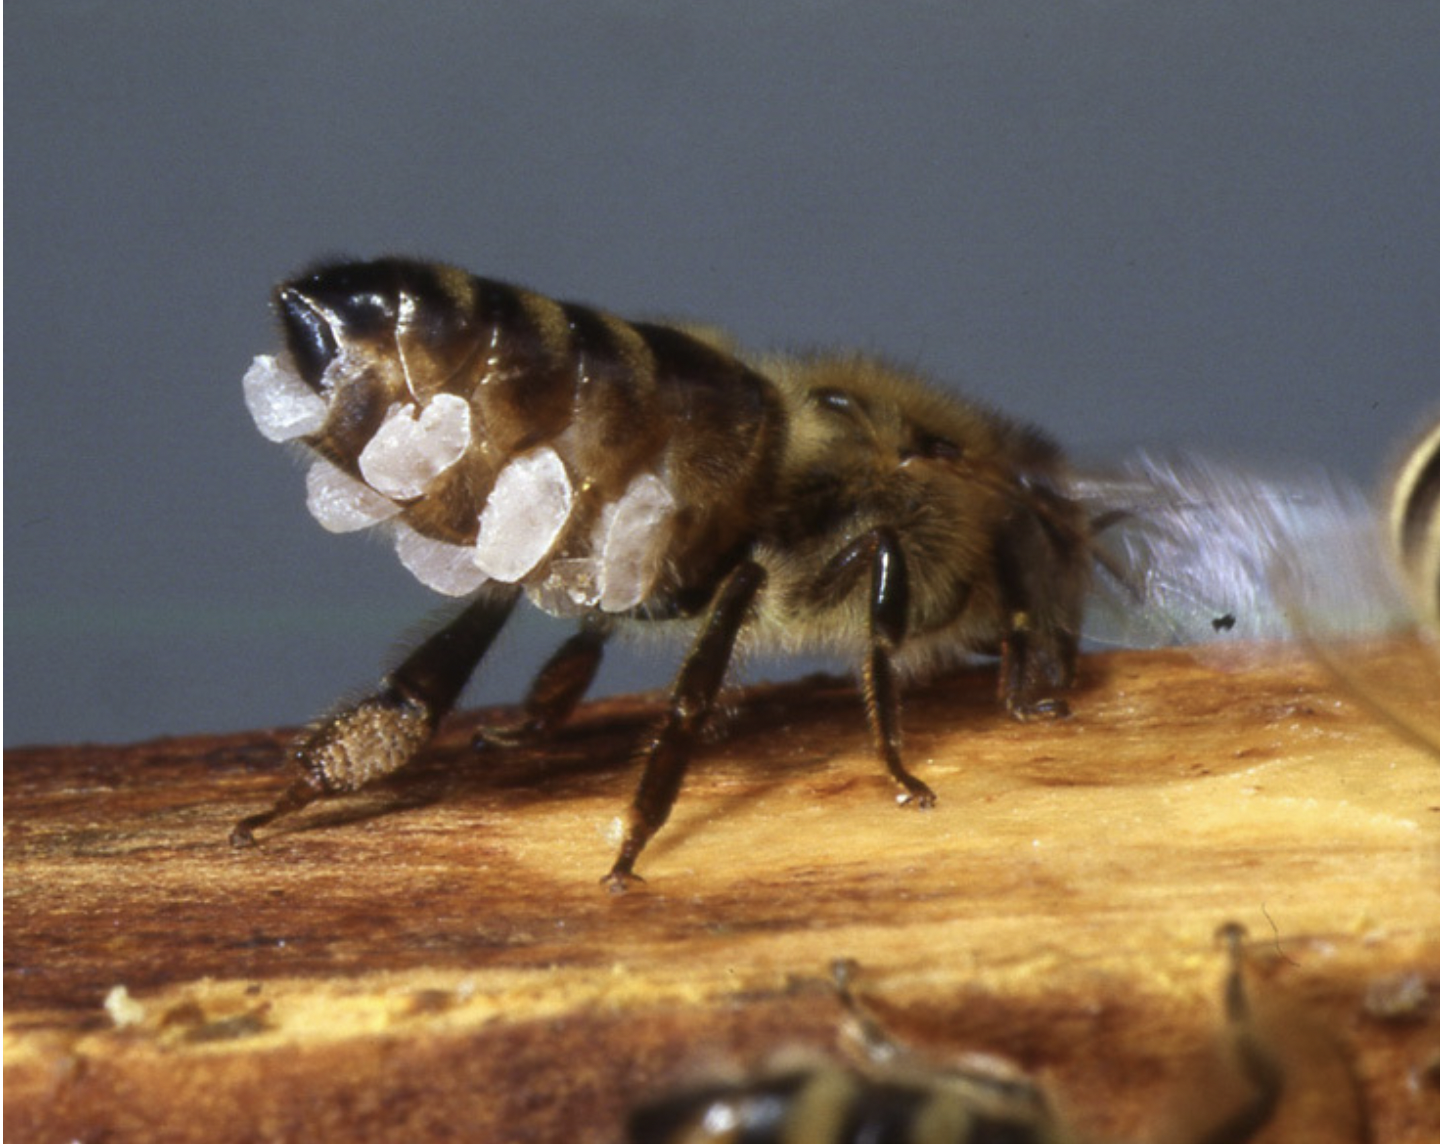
[8,1,1438,748]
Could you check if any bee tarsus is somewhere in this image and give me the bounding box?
[473,620,611,749]
[235,587,518,841]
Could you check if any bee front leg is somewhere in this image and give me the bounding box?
[475,618,610,748]
[992,503,1083,721]
[230,585,521,846]
[997,611,1072,721]
[603,561,767,892]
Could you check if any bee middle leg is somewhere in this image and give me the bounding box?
[475,618,611,748]
[814,526,937,807]
[603,560,767,892]
[230,585,521,846]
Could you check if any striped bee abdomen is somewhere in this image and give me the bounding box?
[243,258,784,611]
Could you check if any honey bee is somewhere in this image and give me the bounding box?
[628,924,1307,1144]
[229,257,1424,888]
[232,257,1099,888]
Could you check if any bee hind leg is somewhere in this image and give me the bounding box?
[603,560,766,892]
[230,586,521,847]
[475,619,611,748]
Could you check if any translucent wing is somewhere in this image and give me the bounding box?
[1073,447,1440,755]
[1070,452,1413,650]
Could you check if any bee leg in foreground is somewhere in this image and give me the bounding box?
[815,527,936,807]
[830,957,1057,1122]
[1204,922,1285,1144]
[475,619,611,748]
[830,957,909,1066]
[230,586,521,847]
[603,561,767,892]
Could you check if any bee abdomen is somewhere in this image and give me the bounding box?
[244,259,783,610]
[627,1070,1058,1144]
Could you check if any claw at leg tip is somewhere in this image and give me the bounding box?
[602,866,646,894]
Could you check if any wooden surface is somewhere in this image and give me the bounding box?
[5,646,1440,1142]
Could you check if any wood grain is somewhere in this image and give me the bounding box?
[5,646,1439,1142]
